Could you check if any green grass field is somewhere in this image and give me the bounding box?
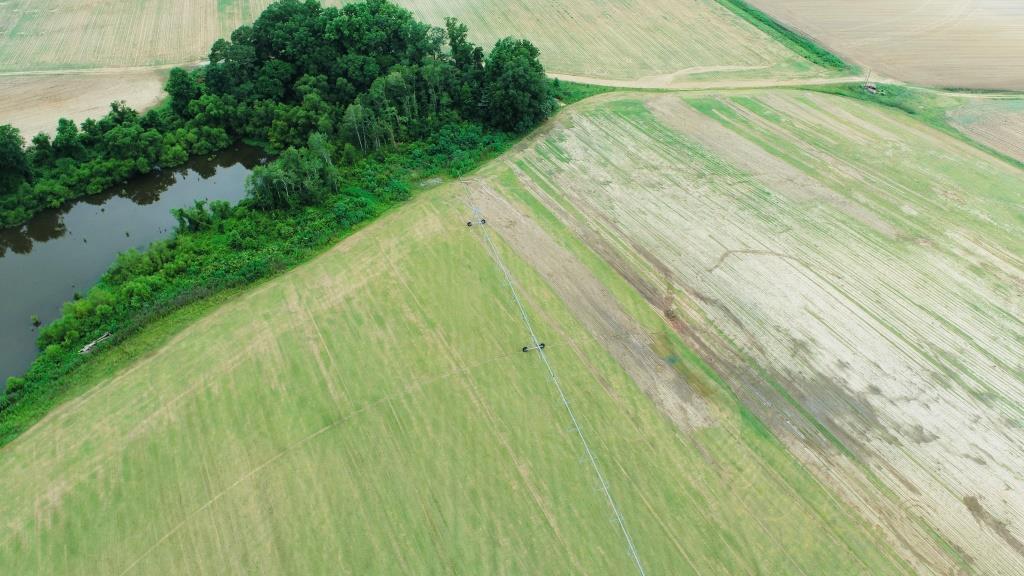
[0,173,910,573]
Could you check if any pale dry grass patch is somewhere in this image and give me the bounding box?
[400,0,829,82]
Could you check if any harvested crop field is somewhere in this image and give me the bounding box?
[747,0,1024,89]
[399,0,832,84]
[949,97,1024,164]
[0,0,268,72]
[0,69,167,137]
[0,179,911,574]
[489,91,1024,574]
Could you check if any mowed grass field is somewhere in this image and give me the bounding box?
[747,0,1024,89]
[0,178,911,573]
[492,91,1024,574]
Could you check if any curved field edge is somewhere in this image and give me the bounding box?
[0,161,909,572]
[0,70,169,138]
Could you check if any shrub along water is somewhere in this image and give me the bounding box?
[0,0,554,438]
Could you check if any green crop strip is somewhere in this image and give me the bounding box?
[713,0,854,72]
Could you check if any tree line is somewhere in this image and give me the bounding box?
[0,0,553,227]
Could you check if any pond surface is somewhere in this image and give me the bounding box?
[0,146,266,386]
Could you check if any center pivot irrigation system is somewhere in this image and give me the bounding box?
[462,185,648,576]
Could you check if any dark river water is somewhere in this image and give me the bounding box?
[0,146,267,385]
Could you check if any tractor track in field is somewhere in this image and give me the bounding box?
[463,182,649,576]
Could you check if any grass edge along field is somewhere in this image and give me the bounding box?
[0,173,910,574]
[712,0,853,73]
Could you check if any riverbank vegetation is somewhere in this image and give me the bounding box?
[0,0,554,437]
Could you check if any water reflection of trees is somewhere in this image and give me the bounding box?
[0,209,65,256]
[0,147,265,257]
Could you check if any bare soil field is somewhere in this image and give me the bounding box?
[0,69,167,137]
[491,91,1024,574]
[949,97,1024,163]
[747,0,1024,89]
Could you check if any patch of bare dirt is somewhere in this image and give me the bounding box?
[0,69,167,136]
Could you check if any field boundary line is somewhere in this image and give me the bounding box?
[463,183,648,576]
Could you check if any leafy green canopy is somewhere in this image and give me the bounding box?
[0,125,29,194]
[483,38,556,132]
[0,0,554,227]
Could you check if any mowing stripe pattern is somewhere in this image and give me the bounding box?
[465,191,649,576]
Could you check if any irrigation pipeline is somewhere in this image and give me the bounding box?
[464,193,648,576]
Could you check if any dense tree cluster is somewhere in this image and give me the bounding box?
[0,0,554,226]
